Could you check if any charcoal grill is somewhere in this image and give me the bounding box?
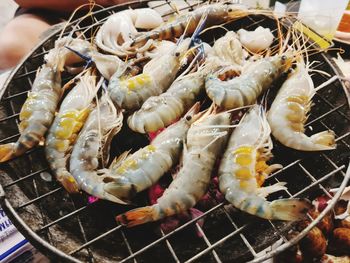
[0,1,350,262]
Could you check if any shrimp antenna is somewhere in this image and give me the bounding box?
[59,1,103,40]
[224,104,255,114]
[200,130,228,153]
[189,13,208,47]
[314,75,340,93]
[199,23,230,35]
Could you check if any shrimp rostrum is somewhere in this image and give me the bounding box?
[106,103,201,202]
[267,62,336,151]
[219,105,312,221]
[69,92,124,203]
[117,106,231,227]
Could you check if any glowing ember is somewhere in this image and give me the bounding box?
[88,196,99,203]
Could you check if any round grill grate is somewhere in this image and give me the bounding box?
[0,1,350,262]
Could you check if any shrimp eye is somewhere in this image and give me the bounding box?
[186,115,192,121]
[228,8,233,12]
[175,52,180,57]
[281,55,287,61]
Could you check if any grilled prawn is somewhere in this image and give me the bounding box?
[45,70,99,193]
[127,70,205,133]
[108,38,191,111]
[117,106,230,227]
[267,63,336,151]
[69,92,124,203]
[205,54,292,110]
[128,3,247,49]
[0,37,90,163]
[107,103,201,202]
[219,105,312,221]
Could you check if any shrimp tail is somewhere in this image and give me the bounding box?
[58,172,80,193]
[310,130,336,149]
[116,205,159,227]
[0,143,17,162]
[269,198,312,221]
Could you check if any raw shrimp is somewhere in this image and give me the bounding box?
[238,26,274,53]
[45,70,99,193]
[117,106,231,227]
[219,105,312,221]
[127,70,205,133]
[107,38,192,111]
[205,53,292,110]
[95,8,163,56]
[106,103,201,202]
[0,37,86,162]
[128,3,247,49]
[69,92,124,203]
[267,63,336,151]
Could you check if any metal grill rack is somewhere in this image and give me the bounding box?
[0,1,350,262]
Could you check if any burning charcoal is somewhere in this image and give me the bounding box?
[298,222,327,260]
[328,228,350,256]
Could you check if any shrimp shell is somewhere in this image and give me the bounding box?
[117,107,231,227]
[267,63,336,151]
[69,92,124,203]
[219,105,311,220]
[127,70,205,133]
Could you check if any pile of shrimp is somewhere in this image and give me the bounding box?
[0,1,339,230]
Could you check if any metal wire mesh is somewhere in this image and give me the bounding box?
[0,1,349,262]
